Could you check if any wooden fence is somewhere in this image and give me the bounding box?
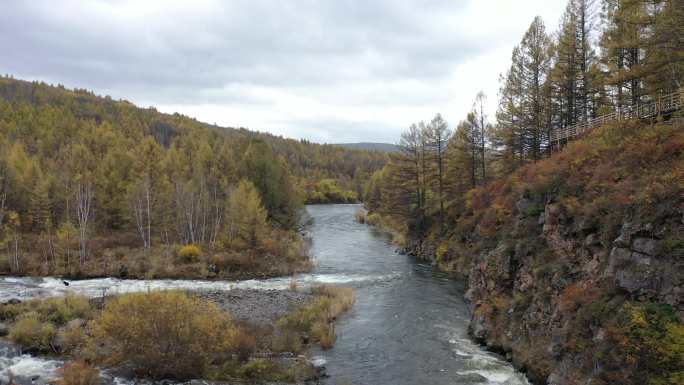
[550,89,683,147]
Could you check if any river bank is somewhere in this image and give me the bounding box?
[1,205,531,385]
[364,190,683,385]
[0,285,353,385]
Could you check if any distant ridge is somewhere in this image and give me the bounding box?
[334,142,400,152]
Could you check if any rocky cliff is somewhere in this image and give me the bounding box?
[403,121,684,384]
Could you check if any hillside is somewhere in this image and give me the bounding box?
[0,77,387,197]
[364,119,684,384]
[0,76,387,279]
[334,142,400,153]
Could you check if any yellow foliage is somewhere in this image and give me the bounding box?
[178,244,201,262]
[36,295,92,325]
[436,242,449,262]
[9,314,56,352]
[224,179,269,250]
[279,285,355,350]
[89,291,237,379]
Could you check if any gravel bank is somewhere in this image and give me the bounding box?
[199,289,314,325]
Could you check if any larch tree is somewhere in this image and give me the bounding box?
[426,114,452,233]
[399,124,425,218]
[224,179,269,250]
[520,16,553,160]
[129,137,165,249]
[472,92,490,182]
[445,119,479,197]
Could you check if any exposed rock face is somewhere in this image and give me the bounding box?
[407,198,683,385]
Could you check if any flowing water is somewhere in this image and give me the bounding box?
[0,204,528,385]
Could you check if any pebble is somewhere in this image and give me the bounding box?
[199,289,314,325]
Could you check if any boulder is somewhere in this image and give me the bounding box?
[631,237,658,256]
[516,197,535,217]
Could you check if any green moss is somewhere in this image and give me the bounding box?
[662,236,684,258]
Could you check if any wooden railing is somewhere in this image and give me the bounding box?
[550,89,682,146]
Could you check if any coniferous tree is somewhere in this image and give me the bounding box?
[224,180,269,250]
[496,17,552,163]
[426,114,452,233]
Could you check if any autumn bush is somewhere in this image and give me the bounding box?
[599,302,684,385]
[177,244,201,263]
[35,296,92,325]
[5,295,93,353]
[278,285,355,350]
[9,313,56,352]
[89,291,237,379]
[54,361,100,385]
[57,320,89,355]
[306,178,358,204]
[559,282,600,313]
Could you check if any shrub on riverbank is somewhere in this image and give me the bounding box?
[8,314,56,352]
[0,230,312,281]
[89,291,237,379]
[278,285,355,350]
[54,361,100,385]
[2,286,355,382]
[305,179,358,204]
[2,295,93,353]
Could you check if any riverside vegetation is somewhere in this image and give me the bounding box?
[361,0,683,384]
[0,285,355,383]
[0,77,387,279]
[0,76,369,384]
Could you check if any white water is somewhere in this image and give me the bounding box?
[0,272,402,303]
[0,273,402,385]
[0,205,529,385]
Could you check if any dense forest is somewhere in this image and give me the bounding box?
[0,77,387,278]
[362,0,683,384]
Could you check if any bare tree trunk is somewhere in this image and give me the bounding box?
[133,193,146,248]
[146,179,152,249]
[76,181,94,266]
[210,184,223,247]
[0,191,6,230]
[12,234,20,272]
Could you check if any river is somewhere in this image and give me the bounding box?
[0,204,528,385]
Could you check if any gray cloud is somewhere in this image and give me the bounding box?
[0,0,565,142]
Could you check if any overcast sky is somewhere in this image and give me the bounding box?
[1,0,567,144]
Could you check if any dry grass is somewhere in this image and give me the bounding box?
[355,208,368,223]
[53,361,100,385]
[1,230,313,281]
[289,274,299,291]
[278,285,355,350]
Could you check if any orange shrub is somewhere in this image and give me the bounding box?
[54,361,100,385]
[559,283,599,313]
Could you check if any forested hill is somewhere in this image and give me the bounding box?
[334,142,400,153]
[0,76,387,201]
[0,76,387,279]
